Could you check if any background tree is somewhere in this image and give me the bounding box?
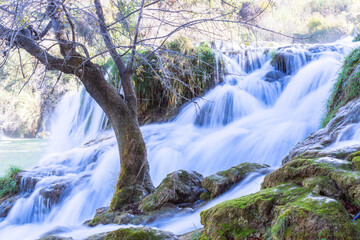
[0,0,274,210]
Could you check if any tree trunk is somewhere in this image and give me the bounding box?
[75,60,154,210]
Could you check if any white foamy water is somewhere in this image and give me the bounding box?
[0,40,359,239]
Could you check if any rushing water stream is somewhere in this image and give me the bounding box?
[0,40,359,239]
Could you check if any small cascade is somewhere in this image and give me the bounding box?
[0,40,359,239]
[49,88,108,152]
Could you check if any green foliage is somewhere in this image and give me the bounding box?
[354,35,360,42]
[322,47,360,127]
[105,37,218,123]
[0,165,22,198]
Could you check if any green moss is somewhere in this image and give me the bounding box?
[200,191,210,201]
[105,37,219,124]
[201,182,359,240]
[322,47,360,127]
[347,151,360,161]
[200,184,310,239]
[352,157,360,171]
[104,227,174,240]
[139,170,203,213]
[0,165,22,198]
[202,163,269,198]
[87,210,120,227]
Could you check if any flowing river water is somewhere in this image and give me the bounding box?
[0,40,359,239]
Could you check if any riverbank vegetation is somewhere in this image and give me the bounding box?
[322,47,360,127]
[0,166,22,198]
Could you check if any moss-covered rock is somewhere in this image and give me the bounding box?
[347,151,360,161]
[202,163,269,199]
[38,236,72,240]
[104,227,178,240]
[139,170,204,213]
[85,232,108,240]
[263,156,360,210]
[353,157,360,171]
[200,183,360,240]
[87,211,119,227]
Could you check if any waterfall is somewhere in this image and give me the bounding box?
[0,40,359,239]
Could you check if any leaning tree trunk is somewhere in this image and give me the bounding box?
[77,61,154,210]
[0,0,154,211]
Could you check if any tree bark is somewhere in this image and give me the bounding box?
[77,62,154,210]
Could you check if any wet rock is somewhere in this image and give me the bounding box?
[353,157,360,171]
[0,193,23,218]
[347,150,360,161]
[282,99,360,164]
[202,163,270,199]
[104,227,178,240]
[39,181,73,206]
[200,183,360,240]
[85,232,109,240]
[38,236,73,240]
[86,208,119,227]
[139,170,204,213]
[177,229,203,240]
[264,70,285,82]
[262,156,360,211]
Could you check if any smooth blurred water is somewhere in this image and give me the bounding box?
[0,40,359,239]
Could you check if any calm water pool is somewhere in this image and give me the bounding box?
[0,138,48,176]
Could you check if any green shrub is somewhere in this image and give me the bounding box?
[105,37,219,123]
[0,165,22,198]
[322,47,360,127]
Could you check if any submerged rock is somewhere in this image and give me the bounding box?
[104,227,178,240]
[264,70,285,82]
[139,170,204,213]
[201,163,270,199]
[200,183,360,240]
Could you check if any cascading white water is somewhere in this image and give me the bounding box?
[48,88,108,152]
[0,40,359,239]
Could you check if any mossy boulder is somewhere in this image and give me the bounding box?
[85,232,109,240]
[139,170,204,213]
[347,151,360,161]
[353,157,360,171]
[263,156,360,209]
[38,236,72,240]
[202,163,269,199]
[104,227,178,240]
[200,183,360,240]
[86,207,120,227]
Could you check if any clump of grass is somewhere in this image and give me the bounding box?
[105,37,219,122]
[321,47,360,127]
[0,165,22,198]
